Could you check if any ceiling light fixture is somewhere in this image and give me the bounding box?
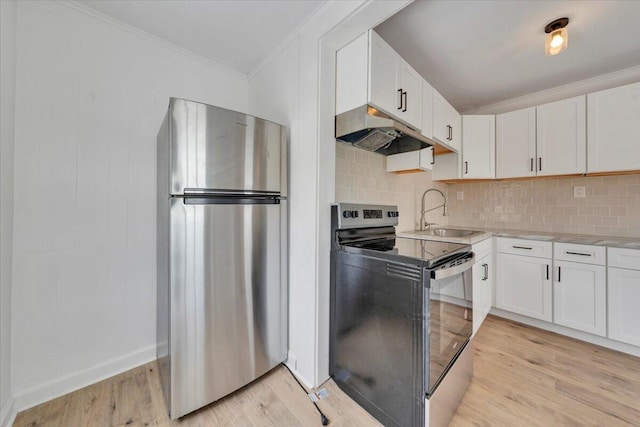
[545,17,569,56]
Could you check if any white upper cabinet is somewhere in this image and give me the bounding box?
[421,79,434,139]
[433,89,460,151]
[396,60,423,128]
[587,82,640,173]
[368,31,400,118]
[386,147,433,172]
[496,107,537,179]
[461,115,495,179]
[496,97,586,179]
[335,30,423,130]
[536,95,586,176]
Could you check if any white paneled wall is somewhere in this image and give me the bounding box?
[11,1,248,409]
[335,142,449,231]
[1,1,17,424]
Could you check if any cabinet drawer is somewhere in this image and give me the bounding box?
[496,237,552,258]
[608,247,640,270]
[472,237,492,260]
[554,243,606,265]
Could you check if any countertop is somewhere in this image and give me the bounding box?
[397,226,640,249]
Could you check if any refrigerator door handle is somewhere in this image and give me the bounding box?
[182,196,281,205]
[183,188,281,197]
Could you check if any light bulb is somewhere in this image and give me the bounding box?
[550,32,564,48]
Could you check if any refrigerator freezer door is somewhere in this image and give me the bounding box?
[167,198,287,418]
[168,98,285,195]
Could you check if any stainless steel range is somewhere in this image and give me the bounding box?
[330,203,474,427]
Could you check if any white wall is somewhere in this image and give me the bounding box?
[11,1,248,410]
[1,1,17,424]
[249,0,411,387]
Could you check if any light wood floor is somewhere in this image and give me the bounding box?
[14,315,640,426]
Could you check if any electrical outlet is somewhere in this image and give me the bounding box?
[457,191,464,201]
[574,186,586,198]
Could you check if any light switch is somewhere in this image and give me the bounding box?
[457,191,464,200]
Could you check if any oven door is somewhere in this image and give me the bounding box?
[426,256,473,395]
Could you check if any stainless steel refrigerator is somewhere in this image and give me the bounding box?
[156,98,288,419]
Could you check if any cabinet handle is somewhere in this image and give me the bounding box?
[538,157,542,171]
[431,155,435,165]
[565,251,591,257]
[557,266,561,282]
[512,245,532,250]
[446,124,452,141]
[530,158,534,172]
[465,161,469,175]
[546,264,549,280]
[397,88,403,110]
[482,263,488,281]
[402,91,407,112]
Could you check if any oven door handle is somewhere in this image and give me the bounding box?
[429,255,475,280]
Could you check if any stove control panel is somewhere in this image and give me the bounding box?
[335,203,399,229]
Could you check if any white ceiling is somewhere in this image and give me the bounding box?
[375,0,640,112]
[78,0,323,75]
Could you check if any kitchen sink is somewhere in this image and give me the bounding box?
[417,228,480,238]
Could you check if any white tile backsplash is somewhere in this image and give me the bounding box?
[447,174,640,237]
[335,142,449,232]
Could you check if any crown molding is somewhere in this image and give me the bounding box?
[463,65,640,115]
[58,1,248,82]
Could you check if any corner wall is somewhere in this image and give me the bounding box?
[1,1,17,425]
[11,0,248,411]
[248,0,411,387]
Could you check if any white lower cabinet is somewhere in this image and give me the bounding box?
[608,247,640,347]
[496,253,552,322]
[553,260,606,336]
[496,249,552,322]
[472,252,493,334]
[472,238,493,335]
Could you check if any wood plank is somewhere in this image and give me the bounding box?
[14,315,640,427]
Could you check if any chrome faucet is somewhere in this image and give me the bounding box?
[420,188,448,230]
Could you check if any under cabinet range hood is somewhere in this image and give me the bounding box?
[335,105,432,155]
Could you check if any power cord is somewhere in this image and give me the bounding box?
[281,363,330,426]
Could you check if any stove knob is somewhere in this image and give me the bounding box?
[342,210,351,218]
[352,211,359,218]
[387,212,393,218]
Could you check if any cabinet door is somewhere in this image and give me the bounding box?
[472,254,493,335]
[462,115,495,179]
[484,253,494,319]
[496,253,552,321]
[433,90,460,151]
[496,107,536,178]
[432,152,460,181]
[472,259,484,335]
[553,261,606,336]
[536,95,586,176]
[587,82,640,173]
[368,31,400,117]
[608,267,640,347]
[421,79,433,139]
[397,61,423,129]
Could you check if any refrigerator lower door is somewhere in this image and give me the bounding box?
[167,197,287,418]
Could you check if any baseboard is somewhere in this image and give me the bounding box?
[0,396,16,427]
[284,351,314,390]
[489,308,640,358]
[14,344,157,413]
